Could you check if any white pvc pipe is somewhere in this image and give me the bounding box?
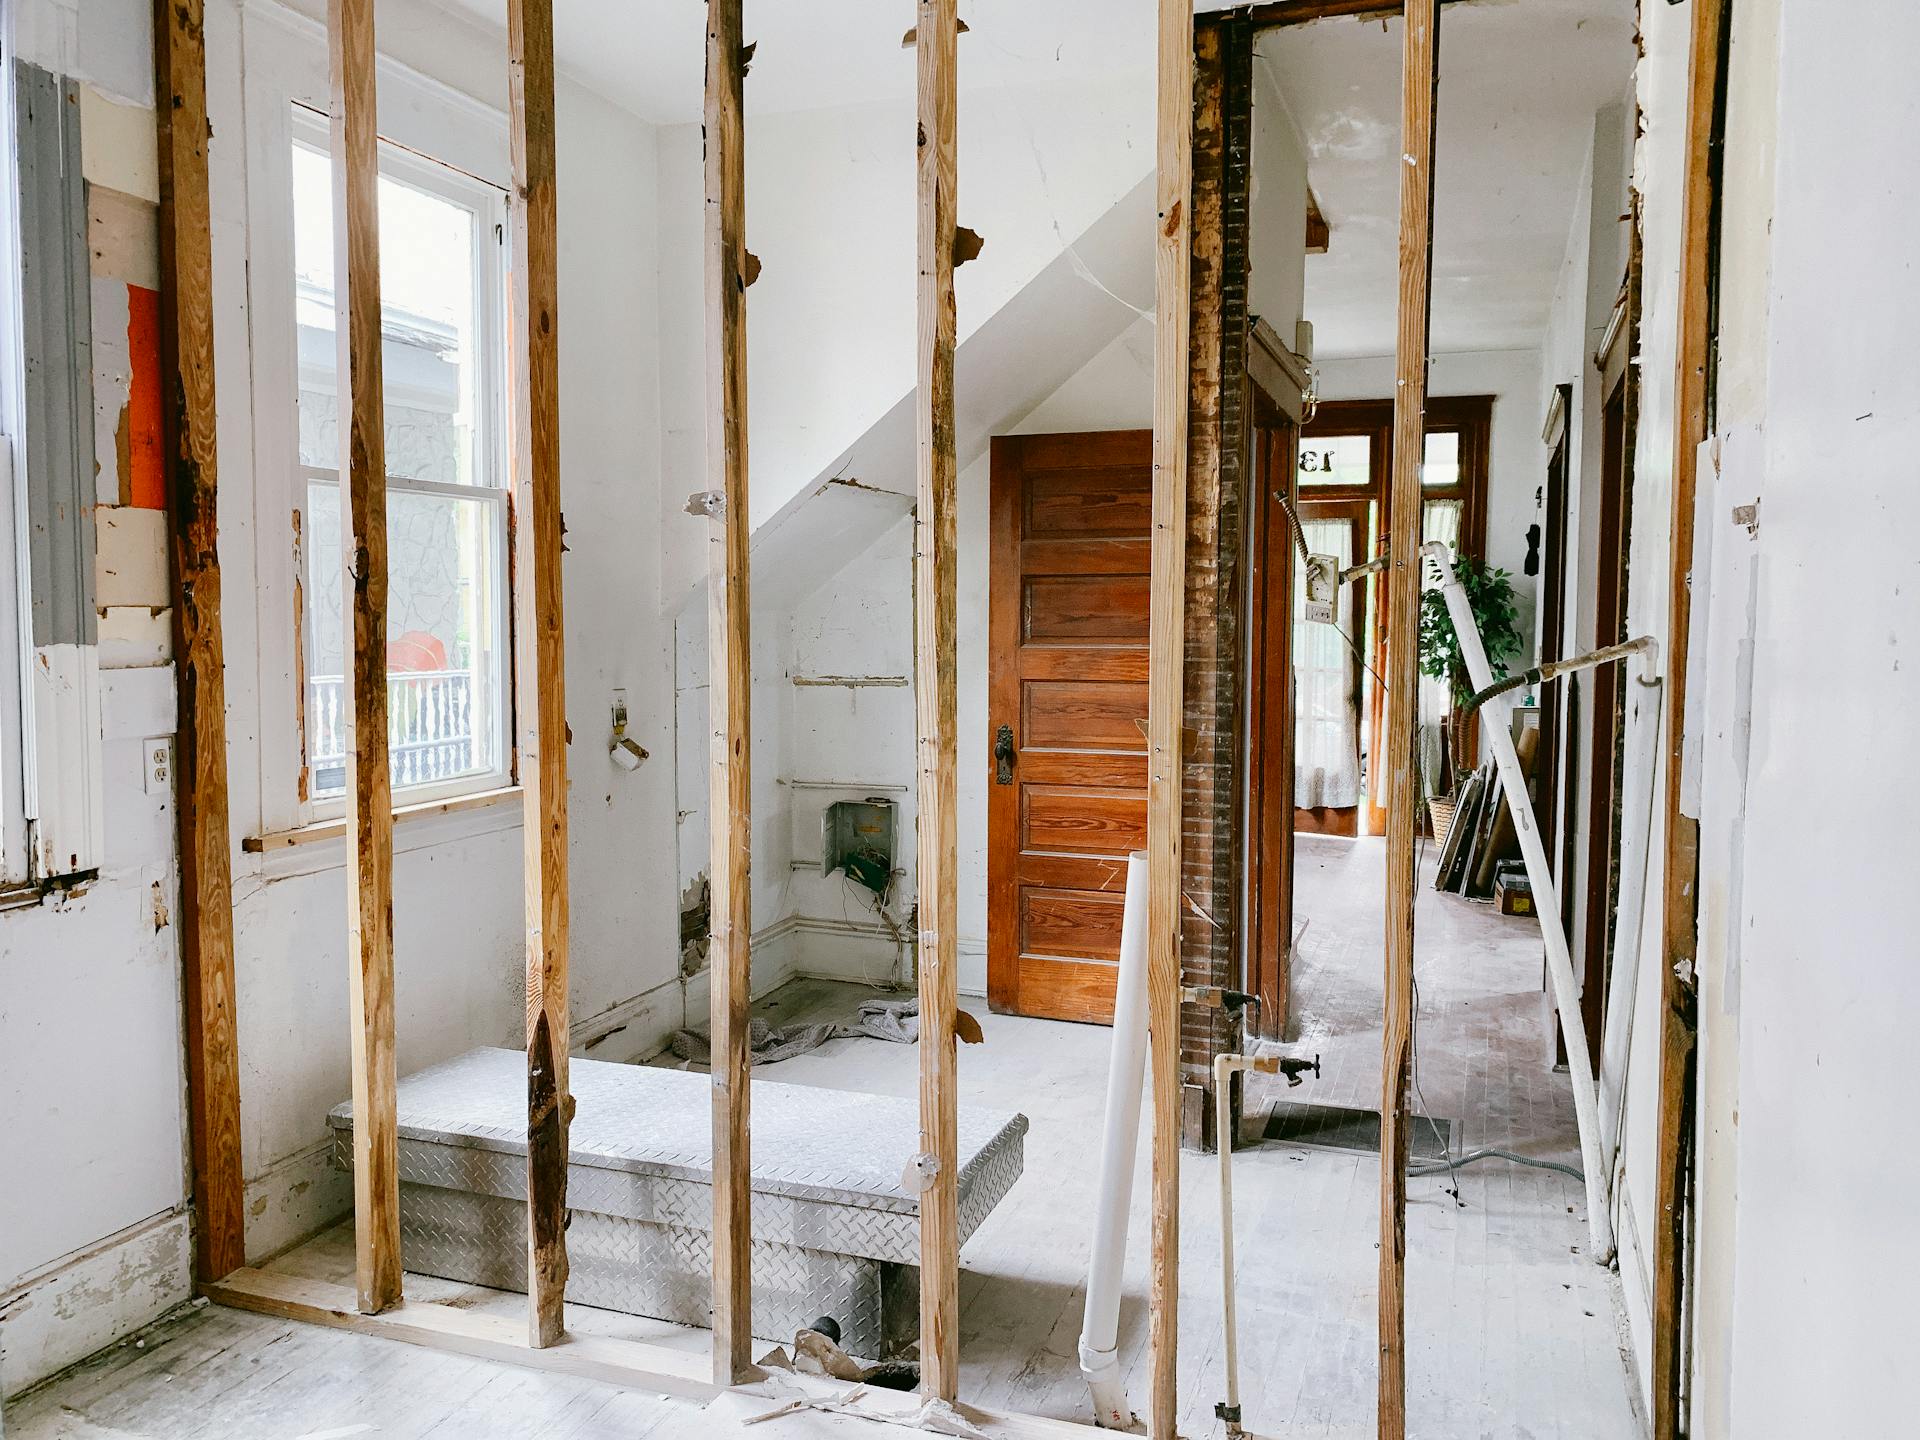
[1424,543,1615,1264]
[1078,850,1150,1429]
[1213,1052,1280,1439]
[1597,661,1664,1174]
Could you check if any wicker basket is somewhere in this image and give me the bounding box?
[1427,793,1458,842]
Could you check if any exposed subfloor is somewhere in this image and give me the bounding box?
[6,834,1637,1438]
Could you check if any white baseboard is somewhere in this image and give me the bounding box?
[0,1210,191,1398]
[243,1138,351,1266]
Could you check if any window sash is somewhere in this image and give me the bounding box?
[298,466,511,814]
[288,108,513,819]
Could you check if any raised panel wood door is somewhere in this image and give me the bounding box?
[987,431,1152,1025]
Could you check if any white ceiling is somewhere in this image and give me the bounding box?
[1260,0,1638,358]
[430,0,1158,126]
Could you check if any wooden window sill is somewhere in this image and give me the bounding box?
[243,785,523,853]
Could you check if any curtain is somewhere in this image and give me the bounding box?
[1418,501,1463,799]
[1293,518,1362,808]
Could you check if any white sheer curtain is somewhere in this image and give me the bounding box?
[1418,501,1463,798]
[1293,518,1361,808]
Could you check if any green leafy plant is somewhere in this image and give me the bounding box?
[1419,553,1522,707]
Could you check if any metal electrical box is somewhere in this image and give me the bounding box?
[823,798,896,896]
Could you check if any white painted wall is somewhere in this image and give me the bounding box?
[653,70,1158,604]
[1609,1,1920,1436]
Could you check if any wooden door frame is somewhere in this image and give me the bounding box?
[1243,320,1307,1042]
[1537,385,1573,868]
[1579,293,1639,1066]
[1296,395,1493,835]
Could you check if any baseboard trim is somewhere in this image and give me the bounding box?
[0,1210,192,1397]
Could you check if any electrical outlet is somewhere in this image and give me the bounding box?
[144,738,172,796]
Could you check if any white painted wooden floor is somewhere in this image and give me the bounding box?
[6,836,1639,1438]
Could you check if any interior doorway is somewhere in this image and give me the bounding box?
[1290,397,1493,838]
[984,430,1152,1024]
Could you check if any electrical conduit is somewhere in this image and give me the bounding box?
[1425,543,1615,1263]
[1077,850,1150,1429]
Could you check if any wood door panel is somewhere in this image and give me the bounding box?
[1023,575,1152,642]
[1023,680,1150,749]
[1020,887,1125,962]
[988,430,1153,1024]
[1017,650,1150,684]
[1021,788,1147,856]
[1012,956,1120,1025]
[1024,473,1153,539]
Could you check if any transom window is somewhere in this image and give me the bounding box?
[289,112,511,807]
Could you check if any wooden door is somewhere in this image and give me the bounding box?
[986,432,1152,1024]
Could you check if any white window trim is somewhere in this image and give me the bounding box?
[238,1,515,838]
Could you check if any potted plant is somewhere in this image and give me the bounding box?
[1417,552,1523,810]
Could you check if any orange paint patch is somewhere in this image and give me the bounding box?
[126,284,165,509]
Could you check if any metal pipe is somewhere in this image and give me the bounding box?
[1462,635,1656,715]
[1078,851,1151,1429]
[1424,542,1614,1263]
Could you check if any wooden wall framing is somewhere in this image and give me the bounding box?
[1652,0,1729,1433]
[1146,0,1195,1435]
[327,0,402,1319]
[154,0,245,1287]
[912,0,964,1406]
[702,0,756,1389]
[506,0,573,1352]
[1378,2,1440,1435]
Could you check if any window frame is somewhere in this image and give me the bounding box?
[237,6,518,841]
[287,108,513,817]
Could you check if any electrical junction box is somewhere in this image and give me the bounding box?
[823,798,896,897]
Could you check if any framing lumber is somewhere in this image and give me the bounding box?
[703,0,755,1389]
[1239,1,1466,29]
[913,0,962,1405]
[153,0,244,1287]
[506,0,572,1350]
[1652,1,1729,1434]
[206,1269,716,1401]
[1379,2,1439,1435]
[327,0,401,1318]
[1146,0,1194,1434]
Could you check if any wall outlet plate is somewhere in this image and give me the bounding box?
[144,738,172,796]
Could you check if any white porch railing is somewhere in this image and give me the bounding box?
[308,669,478,795]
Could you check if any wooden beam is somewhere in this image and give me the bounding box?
[327,0,401,1318]
[153,0,244,1288]
[913,0,962,1406]
[1653,2,1728,1434]
[702,0,755,1389]
[1240,1,1464,30]
[1378,1,1438,1435]
[506,0,571,1350]
[1146,0,1193,1434]
[206,1270,717,1400]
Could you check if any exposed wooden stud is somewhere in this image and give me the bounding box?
[205,1270,717,1400]
[153,0,244,1288]
[1244,0,1463,30]
[703,0,755,1389]
[1653,1,1728,1434]
[326,0,402,1318]
[1146,0,1193,1433]
[506,0,571,1350]
[1379,1,1439,1434]
[913,0,962,1405]
[1305,187,1331,254]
